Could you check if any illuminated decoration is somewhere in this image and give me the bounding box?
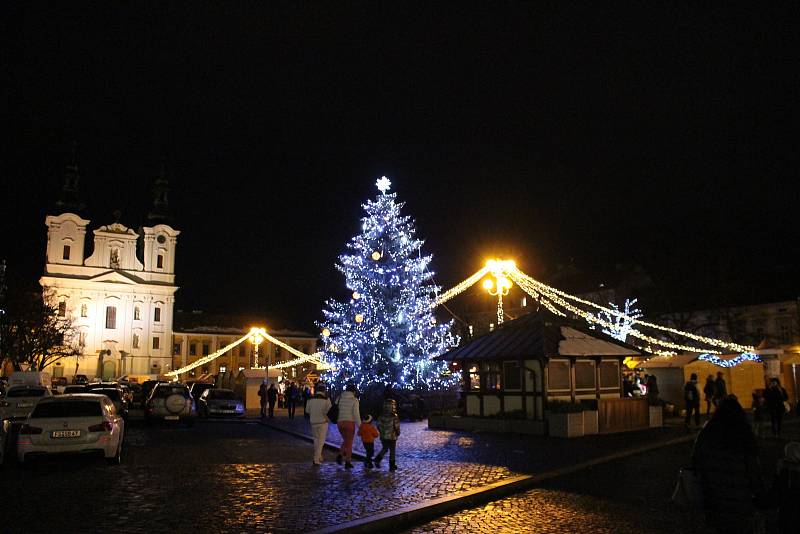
[698,352,762,368]
[321,328,331,338]
[483,259,514,324]
[376,175,392,194]
[352,292,361,300]
[598,299,642,342]
[318,178,458,391]
[251,328,264,368]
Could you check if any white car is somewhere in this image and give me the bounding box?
[0,385,52,421]
[145,383,194,425]
[16,394,125,465]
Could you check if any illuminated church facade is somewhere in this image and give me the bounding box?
[39,158,179,380]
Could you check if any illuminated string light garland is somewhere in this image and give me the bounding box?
[698,352,762,368]
[166,333,252,377]
[433,266,489,307]
[508,268,752,353]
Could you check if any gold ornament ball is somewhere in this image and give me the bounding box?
[321,328,331,338]
[352,292,361,300]
[371,251,382,261]
[355,313,364,323]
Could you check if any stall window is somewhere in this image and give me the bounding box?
[483,362,501,391]
[600,361,621,389]
[548,359,571,391]
[575,361,596,391]
[468,365,480,390]
[503,361,521,390]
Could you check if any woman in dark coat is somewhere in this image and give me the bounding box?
[691,396,766,534]
[763,378,788,437]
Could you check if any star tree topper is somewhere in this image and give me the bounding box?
[376,176,392,194]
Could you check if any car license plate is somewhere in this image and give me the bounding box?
[17,402,33,408]
[164,415,179,420]
[222,410,235,413]
[52,430,81,438]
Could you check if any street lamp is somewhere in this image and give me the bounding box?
[250,327,264,369]
[483,259,514,325]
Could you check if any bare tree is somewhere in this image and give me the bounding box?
[0,287,82,372]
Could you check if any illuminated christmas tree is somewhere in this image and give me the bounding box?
[318,177,458,391]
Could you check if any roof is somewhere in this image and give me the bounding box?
[439,309,641,362]
[640,353,699,369]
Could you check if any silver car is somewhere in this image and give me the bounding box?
[197,388,244,417]
[17,394,125,465]
[145,383,194,425]
[0,385,52,421]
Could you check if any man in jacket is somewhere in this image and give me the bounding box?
[764,378,789,437]
[306,384,332,466]
[258,380,269,419]
[267,383,278,419]
[286,382,299,420]
[684,373,701,429]
[713,372,727,407]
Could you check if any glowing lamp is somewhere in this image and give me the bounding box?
[482,279,494,290]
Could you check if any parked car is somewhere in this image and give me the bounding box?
[63,385,87,395]
[145,383,194,425]
[197,388,244,418]
[189,382,214,407]
[16,394,125,465]
[140,380,169,409]
[0,385,52,421]
[90,388,129,419]
[73,375,89,385]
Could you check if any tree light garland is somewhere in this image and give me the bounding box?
[697,352,762,368]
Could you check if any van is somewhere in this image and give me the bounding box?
[8,371,52,389]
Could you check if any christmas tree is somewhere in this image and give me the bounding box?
[318,177,458,391]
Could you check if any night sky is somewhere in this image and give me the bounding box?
[3,3,798,330]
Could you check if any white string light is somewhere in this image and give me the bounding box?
[698,352,762,368]
[433,266,489,307]
[166,332,252,377]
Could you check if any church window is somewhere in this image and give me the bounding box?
[62,245,71,260]
[157,254,164,269]
[105,306,117,329]
[80,304,88,317]
[58,301,67,317]
[152,336,160,350]
[133,334,139,349]
[78,332,87,347]
[134,306,140,320]
[154,307,161,322]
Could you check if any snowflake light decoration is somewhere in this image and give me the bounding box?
[376,176,392,194]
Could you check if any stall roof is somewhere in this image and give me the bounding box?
[439,310,641,361]
[640,353,699,368]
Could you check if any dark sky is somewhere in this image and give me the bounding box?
[3,3,798,330]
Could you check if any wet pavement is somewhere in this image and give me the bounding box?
[1,418,514,533]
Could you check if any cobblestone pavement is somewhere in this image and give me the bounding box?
[0,418,515,533]
[408,423,800,533]
[266,410,694,474]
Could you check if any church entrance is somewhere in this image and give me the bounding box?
[102,360,116,381]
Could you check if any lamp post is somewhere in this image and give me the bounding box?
[483,260,514,325]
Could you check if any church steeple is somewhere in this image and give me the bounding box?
[55,141,86,214]
[146,160,172,224]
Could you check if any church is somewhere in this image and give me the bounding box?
[39,156,179,381]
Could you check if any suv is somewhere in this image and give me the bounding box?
[0,385,52,421]
[145,383,194,425]
[140,380,169,409]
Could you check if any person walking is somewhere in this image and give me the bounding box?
[335,383,361,469]
[713,371,727,408]
[358,414,379,468]
[374,398,401,471]
[258,379,269,419]
[302,385,312,419]
[703,375,716,415]
[751,392,767,438]
[267,383,278,419]
[691,396,767,534]
[306,384,332,466]
[763,378,789,437]
[684,373,701,430]
[286,382,298,420]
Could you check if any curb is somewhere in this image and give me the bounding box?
[310,432,697,534]
[259,420,367,461]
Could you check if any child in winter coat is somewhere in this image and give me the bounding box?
[358,414,380,468]
[375,399,401,471]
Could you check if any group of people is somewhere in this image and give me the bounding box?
[306,383,401,470]
[622,373,659,399]
[683,372,789,437]
[258,380,313,419]
[690,393,799,533]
